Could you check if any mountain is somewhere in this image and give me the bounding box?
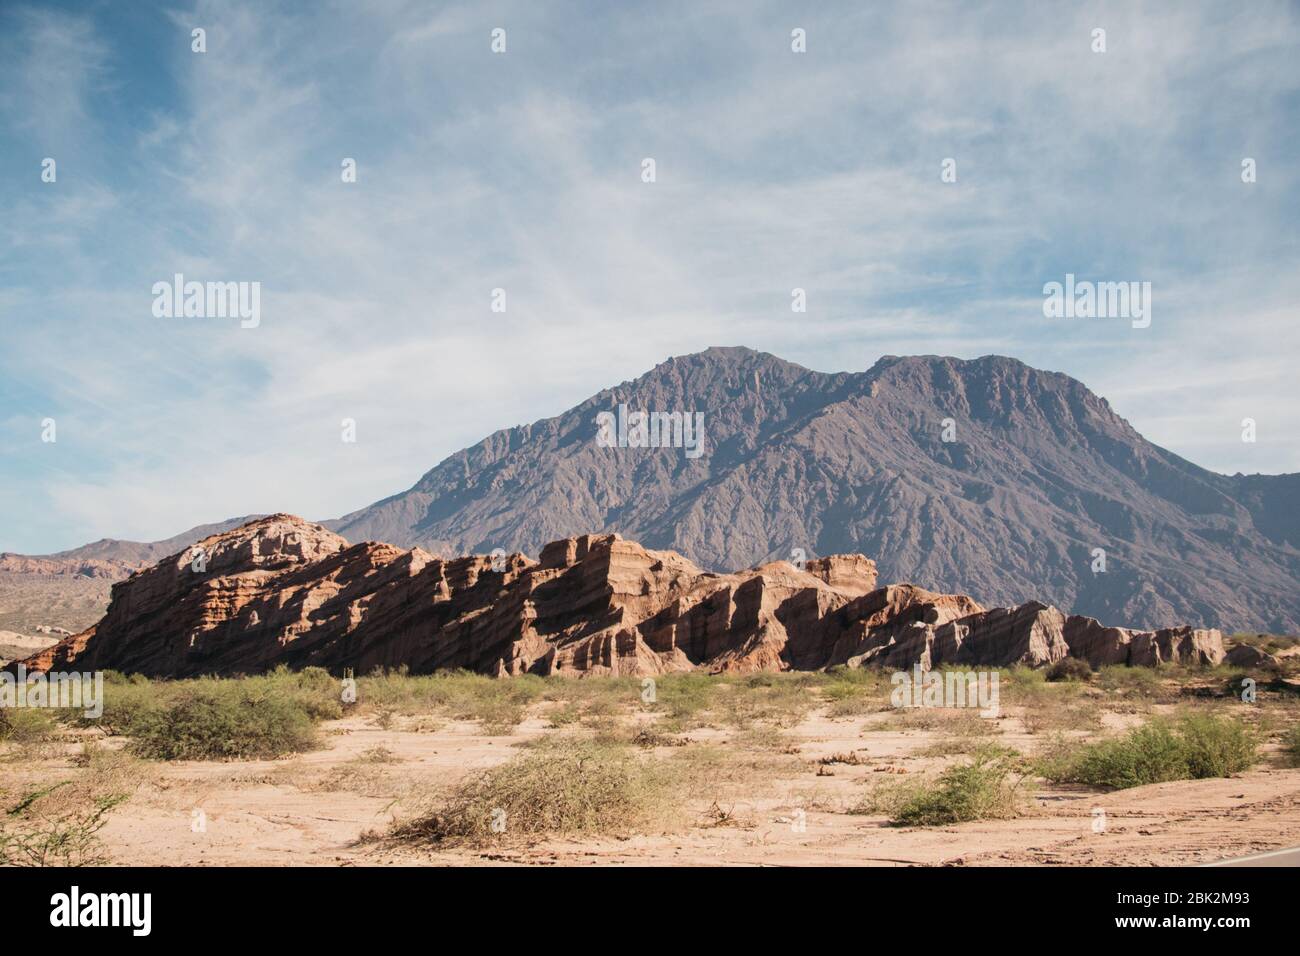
[15,514,1226,679]
[329,347,1300,633]
[0,516,263,636]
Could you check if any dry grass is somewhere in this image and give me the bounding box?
[881,706,995,736]
[1020,698,1104,735]
[0,743,141,866]
[1284,723,1300,767]
[391,738,680,845]
[919,736,1015,757]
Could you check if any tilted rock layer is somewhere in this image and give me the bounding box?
[17,515,1226,679]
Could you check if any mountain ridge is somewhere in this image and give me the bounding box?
[326,347,1300,632]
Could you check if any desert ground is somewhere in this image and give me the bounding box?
[3,659,1298,867]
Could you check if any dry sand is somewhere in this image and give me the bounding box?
[9,705,1296,867]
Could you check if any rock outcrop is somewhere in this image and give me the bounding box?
[1224,643,1280,669]
[1064,615,1226,668]
[15,514,1228,679]
[0,515,263,637]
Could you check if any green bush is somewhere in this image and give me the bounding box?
[252,666,345,721]
[357,668,545,733]
[0,707,58,744]
[858,749,1028,826]
[89,682,160,737]
[127,684,319,760]
[649,672,722,730]
[1047,714,1257,790]
[1178,713,1259,778]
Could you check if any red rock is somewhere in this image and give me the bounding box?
[11,515,1230,679]
[1224,643,1278,668]
[1064,615,1138,668]
[939,602,1070,667]
[1064,615,1225,667]
[1128,626,1226,667]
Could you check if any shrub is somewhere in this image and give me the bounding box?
[819,667,890,716]
[1096,665,1160,694]
[0,782,127,866]
[651,672,721,728]
[254,666,344,721]
[717,674,817,728]
[0,707,58,744]
[859,750,1028,826]
[1284,724,1300,768]
[1045,658,1094,682]
[127,684,319,760]
[1047,714,1257,789]
[393,739,674,845]
[90,681,160,737]
[357,668,543,733]
[1177,713,1259,779]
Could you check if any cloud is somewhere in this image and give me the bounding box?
[1,0,1298,551]
[0,6,112,150]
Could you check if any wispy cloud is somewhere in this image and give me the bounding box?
[1,0,1298,552]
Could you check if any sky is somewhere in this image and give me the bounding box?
[1,0,1298,554]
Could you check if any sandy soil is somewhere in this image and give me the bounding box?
[12,706,1296,867]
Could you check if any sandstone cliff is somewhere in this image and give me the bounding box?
[17,514,1226,678]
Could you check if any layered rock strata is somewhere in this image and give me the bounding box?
[16,515,1227,678]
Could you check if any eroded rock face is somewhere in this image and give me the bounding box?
[15,515,1226,678]
[1064,615,1226,668]
[1224,643,1278,668]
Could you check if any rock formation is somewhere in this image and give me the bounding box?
[1224,643,1281,669]
[0,515,262,636]
[14,514,1229,679]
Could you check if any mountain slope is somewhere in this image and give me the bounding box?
[329,347,1300,632]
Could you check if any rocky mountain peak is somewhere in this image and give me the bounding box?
[327,348,1300,631]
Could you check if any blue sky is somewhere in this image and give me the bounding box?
[2,0,1298,553]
